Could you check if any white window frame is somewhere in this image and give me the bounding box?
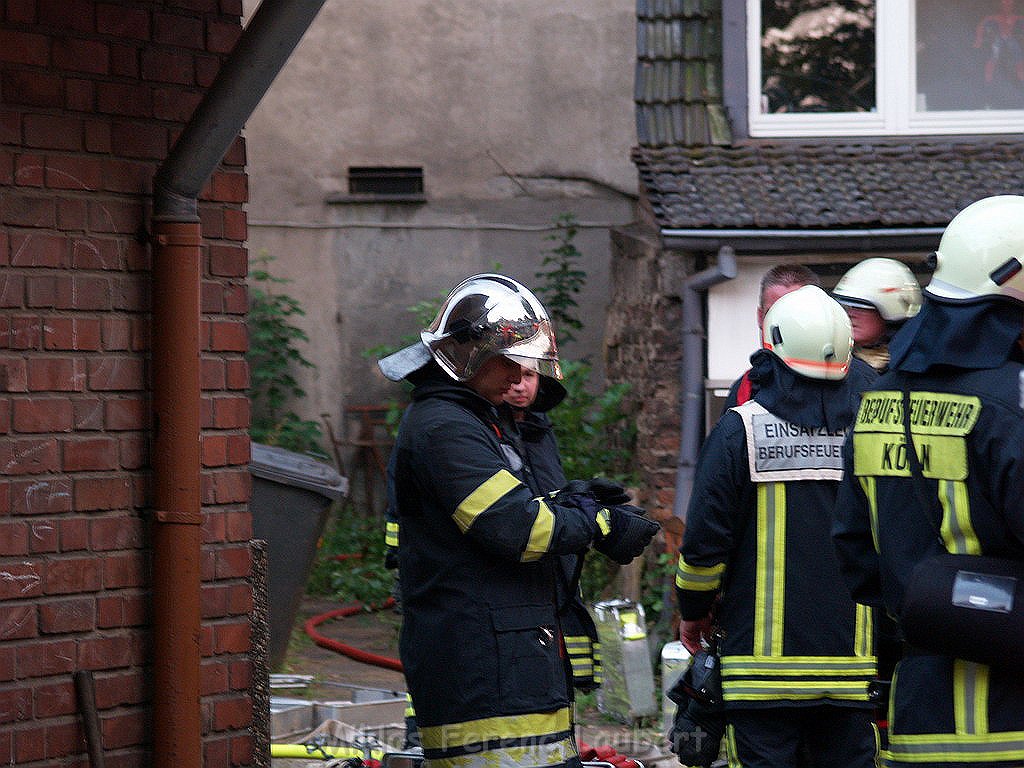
[748,0,1024,137]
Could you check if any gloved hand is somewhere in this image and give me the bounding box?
[586,477,631,506]
[593,504,660,564]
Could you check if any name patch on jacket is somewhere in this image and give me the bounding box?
[853,391,980,480]
[732,401,846,482]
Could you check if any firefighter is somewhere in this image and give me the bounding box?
[677,285,879,767]
[833,195,1024,768]
[832,257,923,373]
[378,273,658,768]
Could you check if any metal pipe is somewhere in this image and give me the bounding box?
[672,245,738,520]
[150,2,328,766]
[661,227,943,255]
[74,670,106,768]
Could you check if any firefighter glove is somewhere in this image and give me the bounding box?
[586,477,631,505]
[594,504,660,564]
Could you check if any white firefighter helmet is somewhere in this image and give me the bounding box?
[762,285,853,381]
[419,273,561,382]
[926,195,1024,306]
[832,258,922,322]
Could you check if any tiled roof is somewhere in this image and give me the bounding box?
[633,141,1024,230]
[635,0,730,147]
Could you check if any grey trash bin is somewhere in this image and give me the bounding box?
[250,443,348,669]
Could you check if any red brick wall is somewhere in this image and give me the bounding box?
[1,2,253,766]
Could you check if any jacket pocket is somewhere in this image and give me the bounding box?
[491,604,567,714]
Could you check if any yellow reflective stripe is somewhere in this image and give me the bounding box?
[426,737,577,768]
[563,635,591,651]
[405,691,416,718]
[419,708,571,750]
[595,507,611,537]
[939,479,980,555]
[722,655,877,676]
[385,520,399,547]
[888,730,1024,763]
[953,660,990,737]
[452,470,521,533]
[754,482,786,657]
[859,475,881,553]
[725,723,740,768]
[675,554,726,591]
[724,680,870,701]
[521,499,555,562]
[855,602,872,657]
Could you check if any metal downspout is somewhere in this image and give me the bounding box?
[149,2,327,767]
[672,246,738,521]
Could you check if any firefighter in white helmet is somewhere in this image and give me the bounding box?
[675,286,878,766]
[832,257,923,372]
[833,195,1024,768]
[378,274,658,768]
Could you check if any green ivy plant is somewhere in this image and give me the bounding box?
[247,254,323,453]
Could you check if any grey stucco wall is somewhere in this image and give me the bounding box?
[241,0,639,445]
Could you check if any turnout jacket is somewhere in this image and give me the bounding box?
[833,300,1024,768]
[677,352,877,710]
[393,364,599,768]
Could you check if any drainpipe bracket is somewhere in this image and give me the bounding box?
[154,509,203,525]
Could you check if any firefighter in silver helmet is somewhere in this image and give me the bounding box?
[832,257,923,373]
[379,274,658,768]
[833,195,1024,768]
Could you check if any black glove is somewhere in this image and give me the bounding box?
[593,504,660,564]
[586,477,631,506]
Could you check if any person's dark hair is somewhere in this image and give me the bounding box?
[759,264,821,308]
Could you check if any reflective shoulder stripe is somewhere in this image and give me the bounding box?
[520,499,555,562]
[385,520,400,547]
[452,469,522,533]
[732,401,845,482]
[675,553,725,591]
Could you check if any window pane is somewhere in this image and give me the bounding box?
[917,0,1024,111]
[760,1,876,114]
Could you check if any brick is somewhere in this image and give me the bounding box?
[104,397,148,430]
[57,198,88,230]
[0,30,49,66]
[72,237,122,270]
[0,108,21,144]
[109,41,140,78]
[0,521,28,556]
[215,543,251,579]
[59,517,89,551]
[0,398,8,432]
[88,356,144,391]
[201,657,228,693]
[195,54,222,88]
[201,358,226,390]
[212,692,251,730]
[202,434,228,467]
[211,396,248,429]
[97,81,152,118]
[51,37,109,75]
[88,197,144,234]
[45,154,103,191]
[9,231,64,267]
[27,358,86,391]
[78,634,131,670]
[38,0,94,30]
[23,114,82,151]
[97,3,151,39]
[2,193,56,228]
[1,438,59,475]
[211,468,249,504]
[0,645,14,681]
[226,582,252,614]
[0,273,21,308]
[8,315,42,350]
[102,157,151,194]
[223,208,247,241]
[44,555,101,595]
[26,518,58,553]
[66,78,95,112]
[39,597,95,634]
[91,515,143,551]
[43,317,102,351]
[0,358,29,393]
[102,552,145,588]
[84,119,112,153]
[207,171,248,204]
[140,48,193,85]
[0,605,37,640]
[14,153,44,186]
[2,70,62,108]
[74,477,131,510]
[118,435,147,469]
[102,709,146,749]
[97,593,147,629]
[45,720,83,759]
[200,280,223,313]
[110,120,166,159]
[0,560,43,600]
[101,316,130,350]
[11,478,73,515]
[207,18,242,54]
[208,320,247,352]
[208,245,246,277]
[14,726,45,763]
[93,670,146,708]
[155,12,204,49]
[0,686,32,724]
[223,135,246,167]
[225,434,249,465]
[72,397,104,430]
[13,397,74,432]
[63,436,118,471]
[224,359,248,389]
[112,274,148,311]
